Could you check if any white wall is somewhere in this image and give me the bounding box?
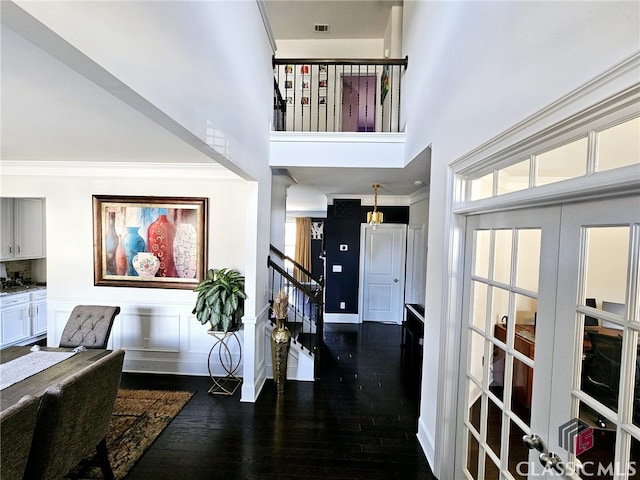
[401,1,640,475]
[0,163,249,376]
[14,0,273,182]
[275,38,383,58]
[384,6,403,59]
[3,1,276,401]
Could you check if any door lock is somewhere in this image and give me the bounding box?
[539,452,564,474]
[522,434,545,452]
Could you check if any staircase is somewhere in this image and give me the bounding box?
[268,245,324,379]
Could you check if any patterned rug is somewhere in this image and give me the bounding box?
[73,389,194,479]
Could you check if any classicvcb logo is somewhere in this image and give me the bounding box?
[559,418,593,455]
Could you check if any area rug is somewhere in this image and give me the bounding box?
[74,388,194,479]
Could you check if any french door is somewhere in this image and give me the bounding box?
[457,195,640,479]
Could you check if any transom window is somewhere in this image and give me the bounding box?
[468,116,640,202]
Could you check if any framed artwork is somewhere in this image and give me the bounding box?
[284,80,293,89]
[300,65,310,75]
[301,96,310,105]
[319,96,327,105]
[285,65,293,74]
[302,81,310,90]
[319,79,327,88]
[93,195,208,289]
[319,64,327,73]
[380,65,390,105]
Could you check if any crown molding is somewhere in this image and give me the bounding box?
[451,51,640,173]
[326,193,409,206]
[409,187,429,204]
[0,160,241,180]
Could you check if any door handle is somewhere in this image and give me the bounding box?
[522,434,545,452]
[394,279,398,283]
[539,452,564,474]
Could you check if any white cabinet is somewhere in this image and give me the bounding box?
[0,289,47,348]
[0,293,31,346]
[0,199,12,261]
[0,198,46,261]
[31,290,47,336]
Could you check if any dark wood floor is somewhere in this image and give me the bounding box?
[120,322,436,479]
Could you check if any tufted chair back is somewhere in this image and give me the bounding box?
[59,305,121,349]
[0,394,40,480]
[23,349,125,480]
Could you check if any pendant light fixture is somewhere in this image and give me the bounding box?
[366,183,383,226]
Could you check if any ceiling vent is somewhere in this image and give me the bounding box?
[314,24,330,33]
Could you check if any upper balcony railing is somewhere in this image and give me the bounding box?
[273,56,408,133]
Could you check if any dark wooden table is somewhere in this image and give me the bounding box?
[1,346,111,411]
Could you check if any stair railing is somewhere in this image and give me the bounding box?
[268,244,323,379]
[273,56,408,133]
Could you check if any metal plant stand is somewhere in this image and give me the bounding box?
[207,330,242,396]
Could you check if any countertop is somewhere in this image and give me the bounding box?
[0,284,47,297]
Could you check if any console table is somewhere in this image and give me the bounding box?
[402,304,425,374]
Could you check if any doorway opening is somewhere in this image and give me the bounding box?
[341,75,376,132]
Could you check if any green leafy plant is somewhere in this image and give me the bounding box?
[192,268,247,332]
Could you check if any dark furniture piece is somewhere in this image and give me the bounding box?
[59,305,121,349]
[582,330,640,426]
[0,394,40,480]
[494,324,535,408]
[0,346,114,411]
[23,349,125,480]
[402,304,425,374]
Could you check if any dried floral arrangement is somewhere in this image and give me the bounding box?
[272,289,289,319]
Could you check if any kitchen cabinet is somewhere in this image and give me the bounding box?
[30,289,47,336]
[0,293,30,347]
[0,198,46,261]
[0,289,47,348]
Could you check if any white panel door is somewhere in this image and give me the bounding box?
[360,224,407,323]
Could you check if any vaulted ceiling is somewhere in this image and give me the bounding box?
[1,1,427,213]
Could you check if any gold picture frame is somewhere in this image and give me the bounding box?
[93,195,208,289]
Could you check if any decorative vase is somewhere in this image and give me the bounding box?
[148,214,176,277]
[132,252,160,278]
[173,223,197,278]
[115,235,128,276]
[105,211,118,275]
[122,226,146,276]
[270,317,291,394]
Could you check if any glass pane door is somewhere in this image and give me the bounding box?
[457,206,562,479]
[548,195,640,480]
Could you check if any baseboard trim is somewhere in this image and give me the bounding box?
[324,313,360,324]
[417,415,436,474]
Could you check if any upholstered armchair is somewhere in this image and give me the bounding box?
[23,349,125,480]
[0,394,40,480]
[59,305,121,349]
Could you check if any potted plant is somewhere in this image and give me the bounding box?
[192,268,248,333]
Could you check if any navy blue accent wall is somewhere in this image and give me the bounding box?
[324,202,409,314]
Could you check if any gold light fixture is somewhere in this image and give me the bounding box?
[366,183,383,226]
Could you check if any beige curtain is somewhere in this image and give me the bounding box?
[294,217,312,283]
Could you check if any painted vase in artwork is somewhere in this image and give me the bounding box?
[123,226,146,276]
[173,223,197,278]
[105,211,118,275]
[148,214,176,277]
[115,235,128,276]
[132,252,161,278]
